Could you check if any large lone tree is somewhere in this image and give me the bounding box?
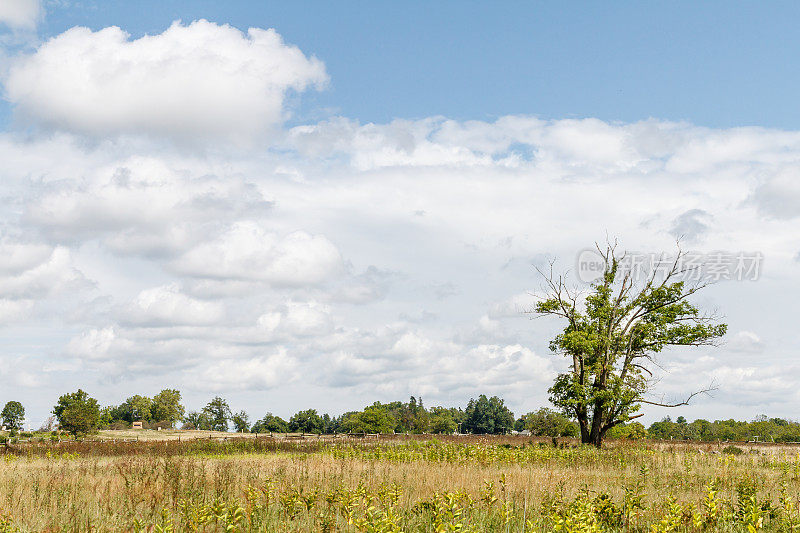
[535,243,727,447]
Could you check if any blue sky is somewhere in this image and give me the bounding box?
[2,1,800,429]
[29,1,800,128]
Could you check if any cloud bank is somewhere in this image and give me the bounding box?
[0,19,798,426]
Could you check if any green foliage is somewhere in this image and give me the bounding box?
[429,414,458,434]
[648,415,800,442]
[538,244,727,447]
[363,397,432,433]
[341,407,397,434]
[723,445,744,455]
[231,410,250,433]
[430,406,465,425]
[52,389,100,436]
[202,397,231,432]
[251,413,289,433]
[182,411,211,431]
[120,394,154,423]
[1,401,25,432]
[606,421,648,440]
[99,390,185,429]
[151,389,185,426]
[463,395,514,435]
[289,409,324,434]
[519,407,579,437]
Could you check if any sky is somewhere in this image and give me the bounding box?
[2,0,800,429]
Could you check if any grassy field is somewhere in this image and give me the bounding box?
[2,435,800,531]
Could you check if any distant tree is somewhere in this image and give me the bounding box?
[120,395,154,423]
[521,407,579,437]
[341,407,397,434]
[289,409,324,434]
[1,401,25,432]
[102,405,127,424]
[399,396,429,433]
[463,395,514,435]
[251,413,289,433]
[231,410,250,433]
[183,411,211,430]
[98,406,116,429]
[38,416,56,432]
[429,414,457,434]
[536,243,727,447]
[251,414,284,433]
[53,389,100,436]
[430,406,465,429]
[607,421,648,440]
[647,417,678,439]
[202,397,231,432]
[676,416,687,425]
[322,413,342,434]
[151,389,185,427]
[365,401,405,432]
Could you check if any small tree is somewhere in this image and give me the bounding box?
[151,389,185,427]
[38,416,56,432]
[289,409,324,434]
[120,395,154,423]
[1,401,25,432]
[53,389,100,436]
[202,397,231,432]
[522,407,579,437]
[182,411,211,430]
[231,410,250,433]
[251,413,289,433]
[535,243,727,447]
[341,407,397,434]
[463,395,515,434]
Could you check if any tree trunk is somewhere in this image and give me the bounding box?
[588,401,605,448]
[579,419,589,443]
[576,406,590,444]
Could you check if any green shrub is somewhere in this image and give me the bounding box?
[723,445,744,455]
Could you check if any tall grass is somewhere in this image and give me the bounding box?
[1,437,799,531]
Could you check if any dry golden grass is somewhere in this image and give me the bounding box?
[2,437,800,531]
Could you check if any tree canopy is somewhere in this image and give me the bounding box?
[251,413,289,433]
[536,243,727,447]
[517,407,578,437]
[463,395,515,434]
[202,397,231,432]
[1,401,25,432]
[151,389,185,426]
[53,389,100,436]
[289,409,324,434]
[340,407,397,434]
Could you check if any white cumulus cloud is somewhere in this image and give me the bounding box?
[171,222,343,287]
[5,20,327,142]
[119,284,225,327]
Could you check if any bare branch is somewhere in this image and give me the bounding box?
[637,384,717,408]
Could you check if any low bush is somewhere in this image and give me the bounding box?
[722,445,744,455]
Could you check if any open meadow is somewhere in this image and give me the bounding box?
[2,435,800,532]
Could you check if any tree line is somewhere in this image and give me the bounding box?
[7,392,800,444]
[5,391,520,437]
